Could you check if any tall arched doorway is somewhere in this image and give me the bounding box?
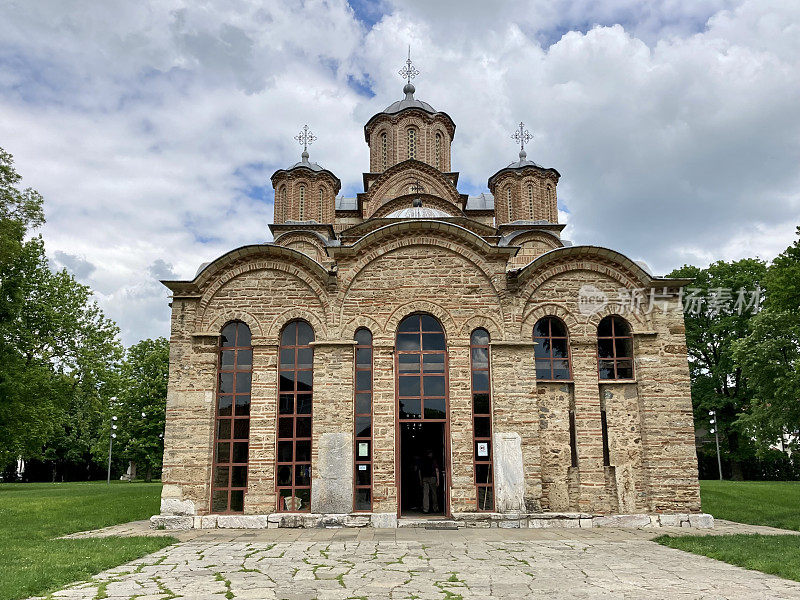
[395,313,449,517]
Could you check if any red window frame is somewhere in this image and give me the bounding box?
[533,316,572,380]
[276,320,314,512]
[597,316,634,380]
[353,328,373,512]
[470,328,494,511]
[211,321,252,513]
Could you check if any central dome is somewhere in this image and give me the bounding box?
[381,82,437,115]
[386,205,452,219]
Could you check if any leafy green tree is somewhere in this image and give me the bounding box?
[116,337,169,481]
[0,147,122,474]
[668,259,767,479]
[732,228,800,454]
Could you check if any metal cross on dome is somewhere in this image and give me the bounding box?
[511,122,533,153]
[399,45,419,85]
[294,124,316,152]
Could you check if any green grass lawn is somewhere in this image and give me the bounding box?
[0,481,175,600]
[698,479,800,530]
[656,480,800,582]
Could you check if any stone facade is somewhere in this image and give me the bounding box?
[156,78,705,529]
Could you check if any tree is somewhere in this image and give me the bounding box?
[668,259,767,479]
[0,147,122,475]
[116,337,169,481]
[732,228,800,454]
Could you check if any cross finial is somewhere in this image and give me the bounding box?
[294,124,316,154]
[399,45,419,86]
[511,122,533,156]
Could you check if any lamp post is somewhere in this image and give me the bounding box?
[709,410,722,480]
[107,397,118,484]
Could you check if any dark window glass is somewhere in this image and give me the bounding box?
[219,373,233,394]
[423,375,445,397]
[423,353,445,372]
[422,333,445,350]
[473,393,490,414]
[218,395,233,417]
[356,347,372,366]
[235,372,251,393]
[355,393,371,414]
[233,419,249,439]
[236,349,252,368]
[399,398,421,419]
[233,442,248,463]
[474,417,491,438]
[221,350,235,367]
[231,466,247,488]
[399,354,420,373]
[399,376,420,397]
[472,371,489,392]
[235,395,250,416]
[597,316,634,380]
[470,328,494,511]
[355,464,371,486]
[355,488,371,511]
[533,317,572,381]
[423,398,446,419]
[397,333,420,351]
[569,410,578,467]
[355,416,371,438]
[355,328,372,345]
[216,442,230,463]
[356,370,371,392]
[277,320,314,512]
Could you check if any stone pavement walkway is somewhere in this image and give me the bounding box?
[45,523,800,599]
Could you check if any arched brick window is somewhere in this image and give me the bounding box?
[212,321,252,513]
[381,131,388,170]
[279,186,286,222]
[354,328,373,511]
[597,316,634,380]
[534,316,571,380]
[318,186,324,221]
[277,320,314,511]
[407,128,417,160]
[527,184,534,219]
[506,187,513,221]
[470,328,494,510]
[298,184,306,221]
[435,132,442,170]
[546,184,554,220]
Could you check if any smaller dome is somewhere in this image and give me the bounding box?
[386,205,453,219]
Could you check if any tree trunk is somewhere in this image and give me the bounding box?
[145,464,152,483]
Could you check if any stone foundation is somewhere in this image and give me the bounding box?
[150,511,713,530]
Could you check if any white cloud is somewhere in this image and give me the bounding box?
[1,0,798,344]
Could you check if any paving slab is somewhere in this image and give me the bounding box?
[45,520,800,599]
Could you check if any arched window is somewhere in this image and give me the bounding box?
[597,316,634,380]
[396,313,448,514]
[470,328,494,511]
[318,187,324,221]
[381,131,388,170]
[506,187,513,221]
[435,132,442,170]
[527,184,534,219]
[298,184,306,221]
[212,321,252,513]
[279,186,287,222]
[277,320,314,512]
[534,317,571,380]
[407,128,417,160]
[354,328,373,511]
[547,184,554,220]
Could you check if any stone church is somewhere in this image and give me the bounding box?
[155,61,708,529]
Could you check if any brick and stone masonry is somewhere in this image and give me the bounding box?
[154,75,710,530]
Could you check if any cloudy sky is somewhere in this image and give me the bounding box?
[1,0,798,345]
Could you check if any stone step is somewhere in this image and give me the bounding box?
[398,518,460,529]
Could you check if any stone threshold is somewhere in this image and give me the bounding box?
[150,511,714,531]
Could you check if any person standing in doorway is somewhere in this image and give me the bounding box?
[420,450,440,513]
